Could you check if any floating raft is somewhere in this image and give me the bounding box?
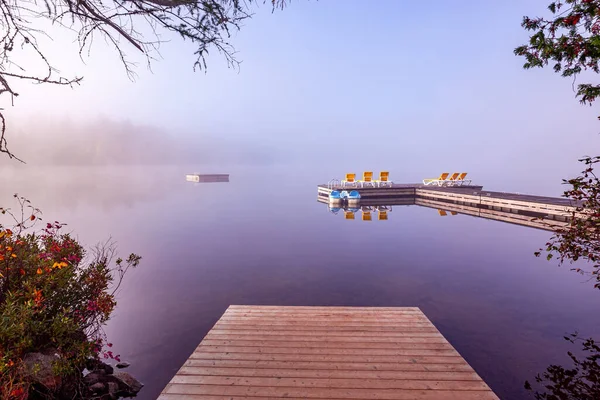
[159,305,499,399]
[186,174,229,183]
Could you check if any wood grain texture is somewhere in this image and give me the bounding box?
[159,306,499,399]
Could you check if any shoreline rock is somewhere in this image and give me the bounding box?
[115,361,130,369]
[23,354,143,399]
[83,361,143,399]
[23,350,62,393]
[113,371,143,394]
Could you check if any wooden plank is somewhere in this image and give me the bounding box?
[223,309,424,317]
[220,316,431,322]
[217,320,434,325]
[193,346,460,356]
[159,394,489,400]
[169,375,492,390]
[183,359,476,372]
[221,314,432,320]
[222,310,429,317]
[207,329,445,338]
[162,384,498,399]
[176,366,483,381]
[217,318,433,324]
[219,314,434,321]
[212,323,440,333]
[189,352,468,364]
[159,306,499,399]
[227,305,422,311]
[212,318,432,328]
[205,333,447,341]
[159,395,334,400]
[199,339,454,350]
[159,396,335,400]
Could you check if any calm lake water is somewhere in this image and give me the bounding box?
[2,166,599,400]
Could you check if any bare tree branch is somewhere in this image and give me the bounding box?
[0,0,289,160]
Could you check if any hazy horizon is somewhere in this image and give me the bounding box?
[2,0,598,195]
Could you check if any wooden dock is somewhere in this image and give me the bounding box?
[317,183,579,219]
[317,183,483,201]
[323,196,568,230]
[159,305,499,400]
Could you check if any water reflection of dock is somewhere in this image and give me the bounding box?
[317,184,574,231]
[158,305,499,399]
[415,197,568,231]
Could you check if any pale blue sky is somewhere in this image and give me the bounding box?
[5,0,599,194]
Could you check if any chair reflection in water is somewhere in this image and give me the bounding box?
[361,206,372,221]
[344,207,360,220]
[438,209,457,216]
[333,205,392,221]
[378,209,388,220]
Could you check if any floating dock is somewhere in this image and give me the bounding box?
[318,183,579,220]
[159,305,499,399]
[186,174,230,183]
[414,197,569,231]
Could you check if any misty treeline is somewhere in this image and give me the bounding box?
[0,117,274,166]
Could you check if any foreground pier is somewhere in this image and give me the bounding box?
[159,305,499,399]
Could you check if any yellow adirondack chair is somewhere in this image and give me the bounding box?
[446,172,460,186]
[375,171,392,187]
[456,172,471,186]
[341,173,357,188]
[358,171,375,188]
[423,172,449,186]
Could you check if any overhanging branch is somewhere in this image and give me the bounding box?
[0,0,289,160]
